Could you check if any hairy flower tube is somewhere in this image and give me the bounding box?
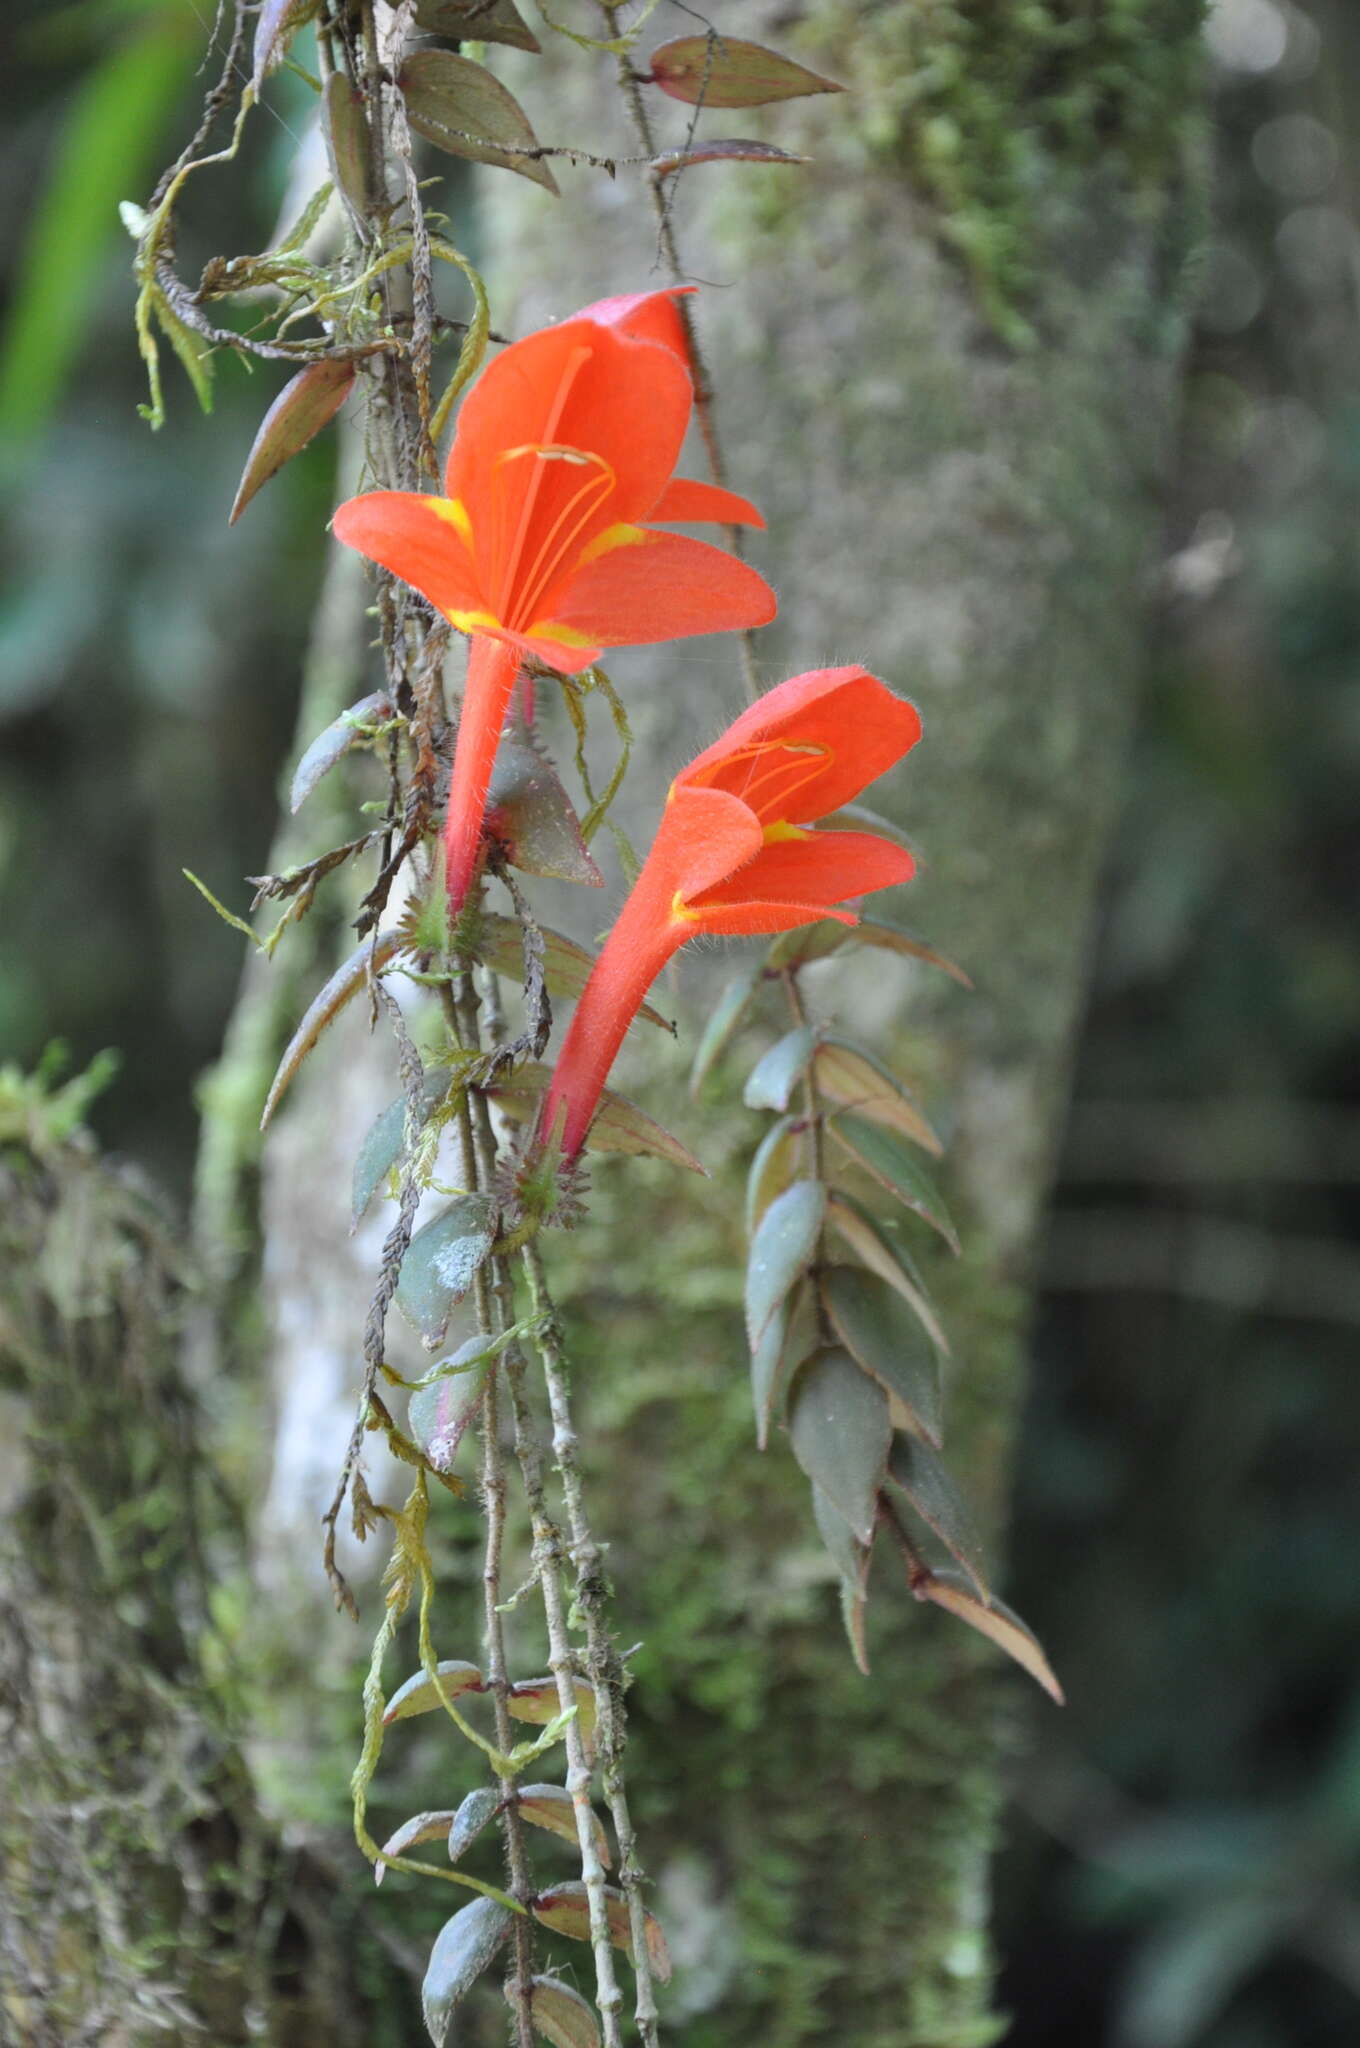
[540,666,923,1161]
[332,291,775,911]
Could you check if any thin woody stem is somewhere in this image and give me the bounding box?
[606,30,761,705]
[521,1242,662,2048]
[456,978,629,2047]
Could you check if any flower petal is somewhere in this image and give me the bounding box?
[690,829,914,914]
[649,476,766,529]
[680,666,921,821]
[445,318,693,539]
[574,286,695,362]
[661,783,765,899]
[540,529,776,649]
[332,491,484,619]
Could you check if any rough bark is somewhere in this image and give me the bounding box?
[210,4,1208,2043]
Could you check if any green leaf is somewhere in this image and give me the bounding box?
[351,1067,453,1227]
[744,1179,825,1348]
[399,49,559,192]
[376,1809,461,1883]
[917,1573,1064,1705]
[415,0,542,53]
[846,918,973,987]
[486,730,603,886]
[422,1896,515,2045]
[477,915,669,1030]
[743,1025,815,1112]
[396,1196,497,1346]
[825,1192,951,1355]
[1117,1896,1284,2048]
[531,1884,672,1983]
[0,23,195,459]
[646,35,843,107]
[229,358,355,524]
[689,961,762,1096]
[744,1114,802,1237]
[260,935,402,1129]
[813,1038,942,1155]
[887,1438,989,1598]
[408,1346,489,1473]
[517,1783,611,1867]
[788,1346,891,1546]
[486,1065,706,1175]
[447,1786,501,1862]
[292,691,392,818]
[764,919,854,970]
[384,1659,485,1725]
[507,1677,597,1761]
[750,1274,821,1452]
[819,1266,943,1446]
[829,1114,960,1253]
[513,1976,602,2048]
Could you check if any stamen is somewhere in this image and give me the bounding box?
[509,452,615,626]
[688,738,833,823]
[491,343,592,618]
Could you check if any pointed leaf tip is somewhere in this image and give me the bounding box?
[647,35,844,108]
[230,358,355,524]
[422,1897,514,2044]
[919,1572,1065,1705]
[788,1346,891,1546]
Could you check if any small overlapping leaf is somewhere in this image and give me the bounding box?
[513,1976,601,2048]
[820,1265,943,1446]
[375,1809,462,1884]
[788,1345,891,1545]
[352,1067,453,1227]
[764,920,853,971]
[845,917,972,987]
[399,50,558,192]
[744,1179,825,1348]
[261,934,401,1130]
[744,1114,802,1237]
[508,1677,597,1761]
[743,1025,815,1112]
[646,35,843,107]
[531,1884,672,1982]
[825,1192,950,1354]
[477,915,668,1029]
[750,1274,820,1450]
[486,1065,705,1175]
[447,1786,501,1862]
[486,732,603,887]
[322,71,371,218]
[292,691,391,818]
[384,1659,485,1725]
[408,1341,491,1473]
[813,1039,942,1156]
[918,1572,1064,1704]
[651,139,808,181]
[230,359,355,524]
[415,0,541,51]
[422,1896,514,2045]
[517,1783,611,1867]
[689,960,762,1095]
[829,1113,960,1253]
[887,1439,989,1599]
[252,0,318,89]
[812,1479,875,1674]
[396,1196,497,1346]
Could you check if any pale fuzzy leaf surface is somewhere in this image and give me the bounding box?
[689,960,762,1095]
[448,1786,501,1862]
[383,1659,485,1725]
[375,1809,461,1884]
[744,1179,825,1348]
[291,690,390,818]
[395,1196,497,1346]
[351,1067,453,1227]
[422,1896,514,2044]
[743,1024,816,1112]
[744,1114,802,1237]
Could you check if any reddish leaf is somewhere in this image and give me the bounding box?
[647,34,843,108]
[322,71,371,220]
[485,731,603,887]
[516,1783,611,1867]
[513,1976,601,2048]
[531,1883,672,1983]
[652,139,809,180]
[917,1572,1065,1705]
[230,358,355,524]
[399,49,558,192]
[260,934,401,1130]
[375,1809,461,1883]
[745,1114,803,1237]
[813,1039,942,1156]
[508,1676,598,1762]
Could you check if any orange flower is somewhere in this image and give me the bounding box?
[332,291,774,910]
[540,666,922,1159]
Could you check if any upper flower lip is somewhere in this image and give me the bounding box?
[331,291,775,675]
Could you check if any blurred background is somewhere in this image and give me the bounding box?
[2,1,1358,2042]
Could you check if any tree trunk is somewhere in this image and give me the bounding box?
[207,5,1208,2043]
